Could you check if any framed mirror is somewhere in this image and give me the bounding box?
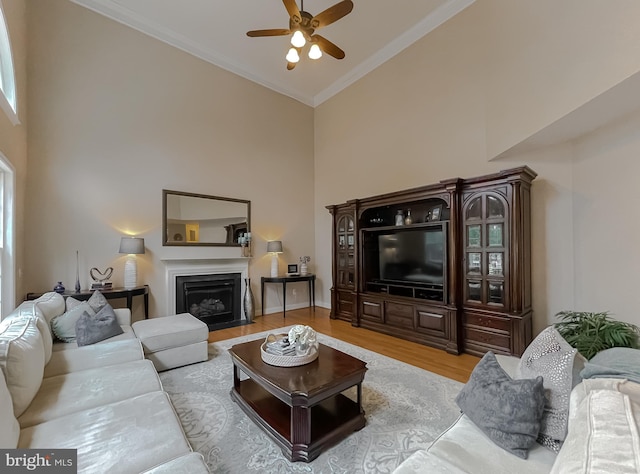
[162,190,251,246]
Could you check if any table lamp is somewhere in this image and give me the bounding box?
[267,240,283,277]
[119,237,145,288]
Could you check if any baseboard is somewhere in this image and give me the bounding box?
[262,300,330,316]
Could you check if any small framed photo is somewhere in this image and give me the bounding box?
[287,264,299,276]
[428,204,443,222]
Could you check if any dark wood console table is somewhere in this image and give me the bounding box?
[27,285,149,319]
[261,274,315,318]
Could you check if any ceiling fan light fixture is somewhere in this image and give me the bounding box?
[308,43,322,60]
[286,47,300,63]
[291,30,306,48]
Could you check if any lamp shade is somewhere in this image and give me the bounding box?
[267,240,283,253]
[119,237,145,255]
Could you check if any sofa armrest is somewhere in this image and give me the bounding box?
[114,308,131,326]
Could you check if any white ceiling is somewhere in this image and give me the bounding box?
[70,0,475,107]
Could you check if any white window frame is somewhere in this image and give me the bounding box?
[0,153,14,318]
[0,1,18,125]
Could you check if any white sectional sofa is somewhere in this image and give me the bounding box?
[394,352,640,474]
[0,292,210,473]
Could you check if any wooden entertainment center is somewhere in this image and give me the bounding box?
[327,167,536,357]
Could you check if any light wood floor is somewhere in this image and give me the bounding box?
[208,307,480,383]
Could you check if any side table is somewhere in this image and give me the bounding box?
[261,274,315,318]
[26,285,150,319]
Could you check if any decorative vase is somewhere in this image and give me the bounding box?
[75,250,81,293]
[243,278,255,323]
[395,210,404,226]
[404,209,413,225]
[300,263,308,275]
[53,281,66,294]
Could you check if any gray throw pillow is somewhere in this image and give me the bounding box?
[75,304,123,346]
[581,347,640,384]
[516,326,586,452]
[87,290,109,313]
[456,351,545,459]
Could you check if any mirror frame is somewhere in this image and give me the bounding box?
[162,189,251,247]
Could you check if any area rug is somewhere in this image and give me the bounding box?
[159,327,463,473]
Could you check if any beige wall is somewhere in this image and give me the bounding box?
[0,0,27,312]
[314,0,640,334]
[19,0,640,332]
[571,109,640,322]
[25,0,315,319]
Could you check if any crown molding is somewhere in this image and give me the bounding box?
[313,0,475,106]
[71,0,475,108]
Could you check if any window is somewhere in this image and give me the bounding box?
[0,153,14,318]
[0,2,17,124]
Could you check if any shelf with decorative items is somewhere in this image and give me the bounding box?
[238,232,252,258]
[326,201,358,324]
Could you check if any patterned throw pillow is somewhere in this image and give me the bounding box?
[66,291,108,313]
[50,302,96,342]
[516,326,586,452]
[456,351,546,459]
[65,296,82,311]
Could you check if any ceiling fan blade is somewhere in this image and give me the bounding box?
[246,29,291,37]
[312,0,353,29]
[314,35,345,59]
[283,0,302,24]
[287,61,297,70]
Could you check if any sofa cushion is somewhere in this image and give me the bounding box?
[75,304,124,347]
[392,414,558,474]
[456,352,545,459]
[580,347,640,384]
[0,317,45,417]
[550,388,640,474]
[50,302,95,343]
[33,292,66,324]
[44,338,144,378]
[19,359,162,428]
[0,369,19,448]
[51,325,136,351]
[18,391,193,473]
[517,326,586,452]
[3,304,53,364]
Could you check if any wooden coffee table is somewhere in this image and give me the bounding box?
[229,338,367,462]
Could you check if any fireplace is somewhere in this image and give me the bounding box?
[163,258,250,331]
[176,273,242,330]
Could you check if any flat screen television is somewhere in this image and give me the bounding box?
[374,226,445,286]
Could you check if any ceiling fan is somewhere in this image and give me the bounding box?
[247,0,354,70]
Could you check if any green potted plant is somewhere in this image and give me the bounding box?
[554,311,640,360]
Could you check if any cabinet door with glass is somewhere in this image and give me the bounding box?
[336,213,356,289]
[462,192,509,308]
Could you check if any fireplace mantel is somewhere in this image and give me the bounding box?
[162,259,249,317]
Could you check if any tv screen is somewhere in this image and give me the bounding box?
[377,227,444,285]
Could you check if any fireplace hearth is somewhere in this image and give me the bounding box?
[176,273,247,330]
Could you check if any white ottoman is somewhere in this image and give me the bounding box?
[132,313,208,371]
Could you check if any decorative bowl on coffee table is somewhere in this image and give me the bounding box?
[260,333,319,367]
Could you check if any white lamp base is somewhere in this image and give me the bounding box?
[123,256,137,288]
[270,254,278,277]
